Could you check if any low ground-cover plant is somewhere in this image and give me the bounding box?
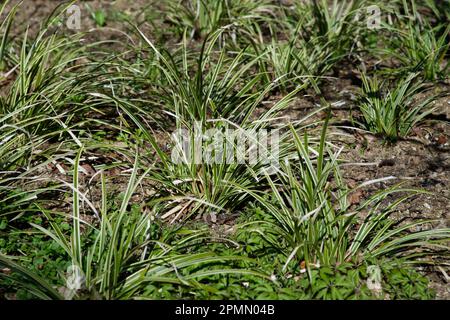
[385,22,450,80]
[110,29,317,220]
[0,150,267,299]
[164,0,277,40]
[139,200,438,300]
[0,211,70,300]
[254,23,333,92]
[0,1,17,72]
[136,29,271,124]
[302,0,368,64]
[0,3,107,170]
[237,120,449,286]
[1,0,449,301]
[86,4,107,27]
[354,72,442,142]
[249,0,369,92]
[0,252,63,299]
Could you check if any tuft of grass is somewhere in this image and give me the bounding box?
[22,150,267,299]
[354,72,441,142]
[385,22,450,80]
[111,26,327,222]
[238,119,449,282]
[254,22,332,92]
[86,4,107,28]
[0,0,17,72]
[304,0,367,62]
[165,0,277,40]
[0,2,121,171]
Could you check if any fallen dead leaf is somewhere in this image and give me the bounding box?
[348,189,364,206]
[437,134,448,145]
